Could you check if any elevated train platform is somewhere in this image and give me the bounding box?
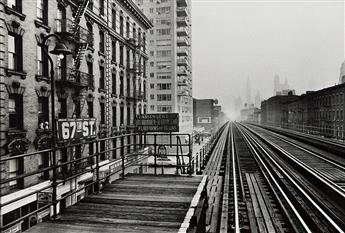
[26,174,207,233]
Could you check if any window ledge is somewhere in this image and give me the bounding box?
[111,93,117,97]
[111,60,117,65]
[35,74,50,83]
[6,69,27,79]
[5,6,26,21]
[34,19,51,32]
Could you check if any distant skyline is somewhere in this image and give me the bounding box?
[192,0,344,119]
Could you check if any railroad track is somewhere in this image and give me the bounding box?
[219,123,308,233]
[238,123,345,232]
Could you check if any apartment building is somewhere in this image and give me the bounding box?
[135,0,193,134]
[0,0,152,232]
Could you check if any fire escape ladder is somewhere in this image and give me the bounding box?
[73,43,88,70]
[71,0,89,33]
[105,32,111,157]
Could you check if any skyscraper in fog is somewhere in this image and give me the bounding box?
[135,0,193,134]
[273,74,290,95]
[246,77,251,104]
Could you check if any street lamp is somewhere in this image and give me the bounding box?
[41,34,72,219]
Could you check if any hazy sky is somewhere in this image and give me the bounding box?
[191,0,345,119]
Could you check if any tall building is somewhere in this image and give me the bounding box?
[273,74,290,95]
[246,77,251,104]
[0,0,152,231]
[340,61,345,84]
[254,91,261,108]
[135,0,193,134]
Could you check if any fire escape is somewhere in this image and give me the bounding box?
[54,0,93,175]
[127,31,145,132]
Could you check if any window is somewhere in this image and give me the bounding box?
[156,7,170,14]
[150,73,154,78]
[157,61,171,69]
[150,94,154,100]
[112,73,116,94]
[156,19,171,26]
[119,45,124,65]
[157,94,172,101]
[127,106,130,125]
[157,83,171,90]
[8,34,23,71]
[150,84,154,89]
[120,16,124,35]
[100,102,105,124]
[37,44,48,76]
[9,94,23,129]
[7,0,22,13]
[99,30,105,53]
[150,51,154,57]
[120,75,124,95]
[149,8,153,13]
[127,135,131,153]
[112,106,116,126]
[157,39,171,46]
[120,106,124,125]
[37,0,48,25]
[87,101,93,117]
[99,66,105,89]
[126,21,130,38]
[157,50,171,57]
[8,157,23,188]
[157,105,172,112]
[150,62,154,67]
[112,139,117,159]
[112,9,116,29]
[100,141,106,160]
[112,40,116,61]
[156,28,171,36]
[126,77,130,97]
[150,105,155,111]
[100,0,104,15]
[38,97,49,126]
[157,72,171,79]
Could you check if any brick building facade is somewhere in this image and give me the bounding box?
[0,0,152,231]
[261,83,345,139]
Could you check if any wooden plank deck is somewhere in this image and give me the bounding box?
[26,174,204,233]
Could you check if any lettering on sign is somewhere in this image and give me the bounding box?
[57,118,97,142]
[135,113,179,132]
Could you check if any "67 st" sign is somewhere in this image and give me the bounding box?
[57,118,97,142]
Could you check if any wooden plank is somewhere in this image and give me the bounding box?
[250,174,276,233]
[26,175,203,233]
[246,173,267,233]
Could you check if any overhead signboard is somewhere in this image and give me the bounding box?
[57,118,97,142]
[135,113,179,132]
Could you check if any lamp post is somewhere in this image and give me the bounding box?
[41,34,72,219]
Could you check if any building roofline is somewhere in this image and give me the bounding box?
[118,0,153,29]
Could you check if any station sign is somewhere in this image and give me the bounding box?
[57,118,97,142]
[135,113,179,132]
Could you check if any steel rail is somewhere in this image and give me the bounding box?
[232,123,240,233]
[243,124,345,201]
[238,123,344,233]
[251,125,345,172]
